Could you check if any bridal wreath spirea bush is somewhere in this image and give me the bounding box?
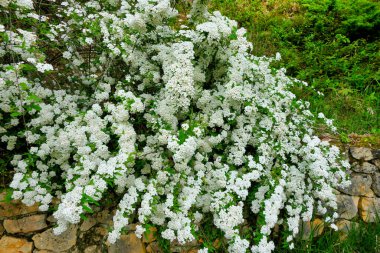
[0,0,350,252]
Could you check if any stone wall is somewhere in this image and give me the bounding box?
[0,146,379,253]
[334,147,380,232]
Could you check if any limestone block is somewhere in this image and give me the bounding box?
[336,195,359,220]
[372,173,380,197]
[0,192,39,218]
[350,147,373,161]
[299,218,324,240]
[108,233,146,253]
[32,225,77,252]
[4,214,47,234]
[336,219,358,234]
[352,162,377,174]
[80,217,97,232]
[338,173,374,197]
[359,197,380,222]
[0,236,33,253]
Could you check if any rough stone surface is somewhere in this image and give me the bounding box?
[373,159,380,168]
[372,173,380,197]
[80,217,97,232]
[32,225,77,251]
[84,245,100,253]
[372,150,380,160]
[300,219,324,240]
[336,220,358,234]
[0,193,39,218]
[339,173,374,197]
[359,197,380,222]
[108,233,146,253]
[0,236,33,253]
[4,214,48,234]
[46,215,57,223]
[350,147,374,161]
[352,162,377,174]
[336,195,359,220]
[95,210,113,226]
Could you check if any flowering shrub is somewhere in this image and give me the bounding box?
[0,0,350,252]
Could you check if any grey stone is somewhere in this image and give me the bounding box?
[372,150,380,160]
[338,173,374,197]
[372,173,380,197]
[352,162,377,174]
[350,147,373,161]
[373,159,380,168]
[32,225,77,252]
[299,219,324,240]
[80,217,97,232]
[336,220,358,233]
[336,195,359,220]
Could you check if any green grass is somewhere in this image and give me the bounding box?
[197,0,380,135]
[276,218,380,252]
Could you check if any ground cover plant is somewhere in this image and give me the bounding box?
[0,0,351,252]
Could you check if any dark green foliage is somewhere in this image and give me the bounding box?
[206,0,380,135]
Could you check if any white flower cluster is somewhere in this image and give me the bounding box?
[1,1,350,252]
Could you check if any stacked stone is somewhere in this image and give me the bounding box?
[0,146,379,252]
[0,194,199,253]
[334,147,380,232]
[0,198,137,253]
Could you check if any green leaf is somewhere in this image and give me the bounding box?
[10,111,22,117]
[27,93,42,102]
[20,64,36,72]
[25,104,42,112]
[83,194,100,206]
[82,204,94,214]
[20,83,29,91]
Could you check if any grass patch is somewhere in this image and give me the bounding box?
[277,218,380,252]
[203,0,379,135]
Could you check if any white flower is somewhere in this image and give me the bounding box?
[36,63,53,73]
[161,228,176,241]
[85,37,94,45]
[62,51,72,59]
[182,123,189,131]
[135,225,145,238]
[275,52,281,61]
[17,0,33,9]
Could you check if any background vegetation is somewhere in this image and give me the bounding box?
[181,0,380,137]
